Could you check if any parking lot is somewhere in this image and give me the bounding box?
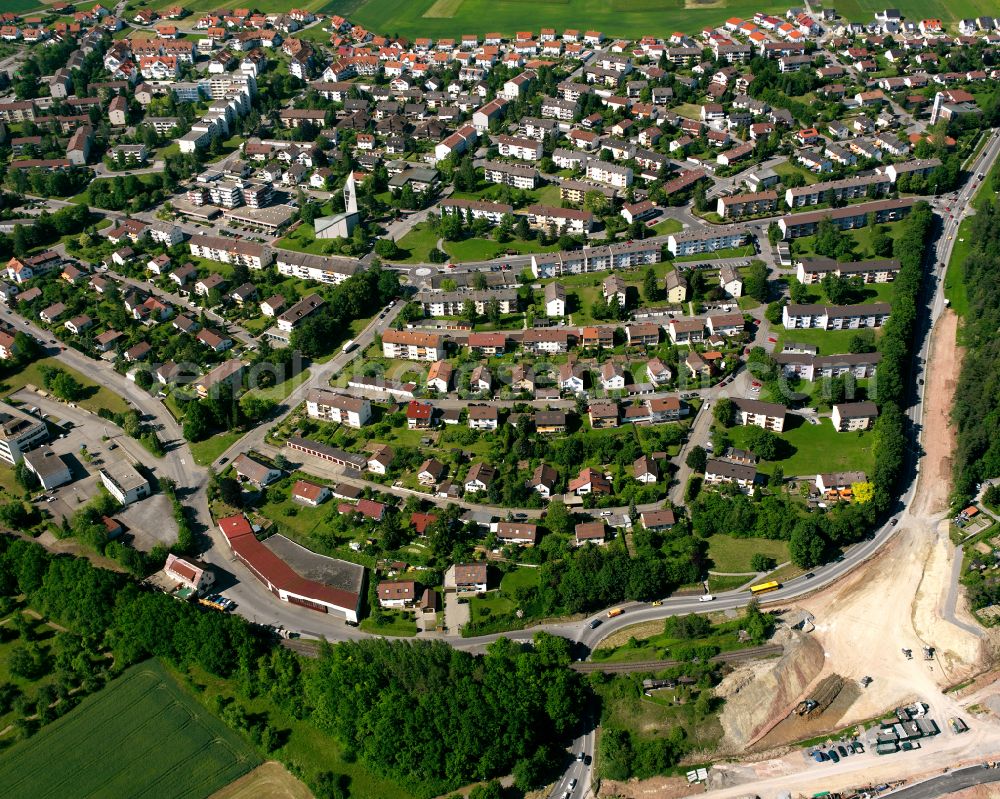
[10,390,178,551]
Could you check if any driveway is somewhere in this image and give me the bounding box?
[444,592,470,635]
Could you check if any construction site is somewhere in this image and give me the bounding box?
[594,310,1000,799]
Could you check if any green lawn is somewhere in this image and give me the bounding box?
[774,159,819,186]
[728,416,876,478]
[395,223,441,263]
[792,222,905,261]
[652,218,683,235]
[674,244,756,262]
[69,173,162,207]
[591,612,764,664]
[945,153,1000,320]
[360,610,419,636]
[274,224,335,257]
[189,430,243,467]
[944,218,971,319]
[775,326,875,355]
[445,236,561,262]
[0,357,130,416]
[0,660,260,799]
[706,534,790,573]
[500,566,541,593]
[244,369,311,404]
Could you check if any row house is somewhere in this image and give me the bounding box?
[275,249,358,285]
[796,257,901,285]
[733,398,787,432]
[519,205,594,235]
[495,134,543,161]
[417,289,517,317]
[305,389,371,428]
[482,160,538,189]
[782,302,891,330]
[439,198,511,224]
[779,198,916,239]
[775,351,882,381]
[717,190,778,219]
[784,173,890,208]
[522,328,573,354]
[188,235,272,269]
[667,226,749,257]
[831,401,878,432]
[382,329,444,361]
[704,458,757,491]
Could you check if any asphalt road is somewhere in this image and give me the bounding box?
[882,765,1000,799]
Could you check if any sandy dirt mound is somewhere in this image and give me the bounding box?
[794,310,991,726]
[715,627,825,751]
[597,775,696,799]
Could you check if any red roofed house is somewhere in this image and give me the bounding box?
[291,479,330,506]
[218,514,365,622]
[163,553,215,595]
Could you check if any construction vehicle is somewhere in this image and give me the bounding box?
[923,646,935,660]
[794,699,818,716]
[902,648,913,660]
[860,676,873,687]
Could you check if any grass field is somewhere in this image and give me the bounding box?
[775,326,873,355]
[943,217,972,318]
[0,660,260,799]
[706,534,789,572]
[675,244,756,262]
[944,152,1000,320]
[328,0,790,40]
[360,610,419,636]
[0,357,130,416]
[189,430,243,466]
[728,416,875,478]
[445,235,561,262]
[652,218,683,235]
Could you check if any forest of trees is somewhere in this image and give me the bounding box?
[870,201,934,510]
[952,201,1000,502]
[0,536,586,796]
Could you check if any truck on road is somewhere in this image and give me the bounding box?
[607,608,624,618]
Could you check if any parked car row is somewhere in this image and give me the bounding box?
[811,740,864,763]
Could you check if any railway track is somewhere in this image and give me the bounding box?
[571,643,784,673]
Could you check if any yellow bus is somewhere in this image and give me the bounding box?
[749,580,781,595]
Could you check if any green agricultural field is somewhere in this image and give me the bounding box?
[2,0,45,12]
[0,660,260,799]
[706,534,789,573]
[830,0,996,24]
[326,0,790,40]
